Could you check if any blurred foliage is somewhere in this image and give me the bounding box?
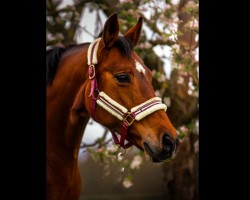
[47,0,199,199]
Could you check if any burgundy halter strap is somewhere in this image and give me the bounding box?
[87,38,167,149]
[89,70,133,148]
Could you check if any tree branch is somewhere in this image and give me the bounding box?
[80,128,111,149]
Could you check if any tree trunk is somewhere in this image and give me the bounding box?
[162,0,199,199]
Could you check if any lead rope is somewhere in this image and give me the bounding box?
[87,38,167,151]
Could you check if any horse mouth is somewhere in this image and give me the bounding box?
[143,142,161,163]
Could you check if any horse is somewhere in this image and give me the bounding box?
[46,13,179,200]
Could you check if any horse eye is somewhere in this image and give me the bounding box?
[115,73,130,83]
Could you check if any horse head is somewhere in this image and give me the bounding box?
[73,13,179,162]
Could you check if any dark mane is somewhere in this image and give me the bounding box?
[114,36,133,58]
[46,47,65,85]
[46,44,86,85]
[98,30,133,57]
[46,38,132,85]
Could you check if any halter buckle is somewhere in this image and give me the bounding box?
[123,112,135,126]
[89,64,96,79]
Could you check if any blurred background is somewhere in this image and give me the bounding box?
[46,0,199,199]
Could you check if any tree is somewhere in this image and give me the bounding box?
[46,0,199,199]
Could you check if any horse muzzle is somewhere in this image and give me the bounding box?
[143,132,179,162]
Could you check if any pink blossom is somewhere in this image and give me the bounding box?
[120,0,132,3]
[180,125,188,133]
[177,76,184,85]
[165,4,171,10]
[139,42,152,49]
[186,1,197,10]
[96,147,103,153]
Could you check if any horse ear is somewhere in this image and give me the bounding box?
[124,16,143,47]
[102,13,119,47]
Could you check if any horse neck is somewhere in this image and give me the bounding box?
[46,45,90,162]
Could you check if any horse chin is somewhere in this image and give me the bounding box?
[143,142,162,163]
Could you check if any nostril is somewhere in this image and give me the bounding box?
[162,133,174,153]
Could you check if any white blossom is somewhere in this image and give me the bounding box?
[106,145,118,153]
[157,73,166,83]
[163,97,171,107]
[117,152,124,162]
[130,155,143,170]
[123,178,133,188]
[172,44,180,53]
[155,90,161,97]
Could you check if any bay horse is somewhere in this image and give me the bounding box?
[46,13,179,200]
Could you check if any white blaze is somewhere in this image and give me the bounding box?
[135,60,145,74]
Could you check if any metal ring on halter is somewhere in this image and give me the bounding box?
[123,112,135,126]
[89,64,96,79]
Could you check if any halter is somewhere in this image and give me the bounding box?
[87,38,167,149]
